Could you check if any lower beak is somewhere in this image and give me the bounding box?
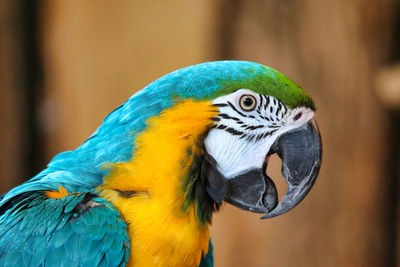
[223,120,322,218]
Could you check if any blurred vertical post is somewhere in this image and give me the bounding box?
[375,64,400,267]
[0,0,42,193]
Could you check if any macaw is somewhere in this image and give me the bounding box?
[0,61,322,267]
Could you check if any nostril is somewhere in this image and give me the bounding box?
[294,112,302,121]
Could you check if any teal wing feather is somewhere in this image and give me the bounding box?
[0,192,129,267]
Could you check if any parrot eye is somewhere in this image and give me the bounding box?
[239,94,257,111]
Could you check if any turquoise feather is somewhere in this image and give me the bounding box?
[0,192,129,266]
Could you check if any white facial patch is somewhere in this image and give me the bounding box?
[204,89,314,178]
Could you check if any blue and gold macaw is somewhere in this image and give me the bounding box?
[0,61,321,267]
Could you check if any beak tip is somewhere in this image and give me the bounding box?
[260,214,270,220]
[260,212,271,220]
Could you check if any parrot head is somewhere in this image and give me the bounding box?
[172,62,323,219]
[114,60,322,220]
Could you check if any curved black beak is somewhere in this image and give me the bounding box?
[219,120,322,218]
[262,120,322,218]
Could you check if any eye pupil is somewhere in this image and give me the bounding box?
[243,97,253,106]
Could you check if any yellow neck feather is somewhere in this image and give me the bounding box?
[99,100,218,267]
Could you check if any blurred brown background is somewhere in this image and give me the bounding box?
[1,0,399,266]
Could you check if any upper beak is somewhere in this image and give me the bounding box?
[222,120,322,218]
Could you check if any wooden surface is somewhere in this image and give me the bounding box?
[1,0,398,266]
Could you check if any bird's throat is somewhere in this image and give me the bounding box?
[99,100,218,267]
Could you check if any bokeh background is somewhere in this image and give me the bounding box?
[1,0,399,266]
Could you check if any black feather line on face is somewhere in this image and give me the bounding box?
[213,103,229,107]
[269,129,278,136]
[262,132,270,139]
[269,125,280,128]
[242,129,279,143]
[218,113,242,122]
[278,102,284,115]
[239,133,248,139]
[258,95,264,112]
[256,133,264,142]
[227,101,248,118]
[247,135,255,142]
[275,106,280,116]
[264,95,270,110]
[260,115,270,121]
[244,125,264,131]
[225,127,244,136]
[282,104,287,114]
